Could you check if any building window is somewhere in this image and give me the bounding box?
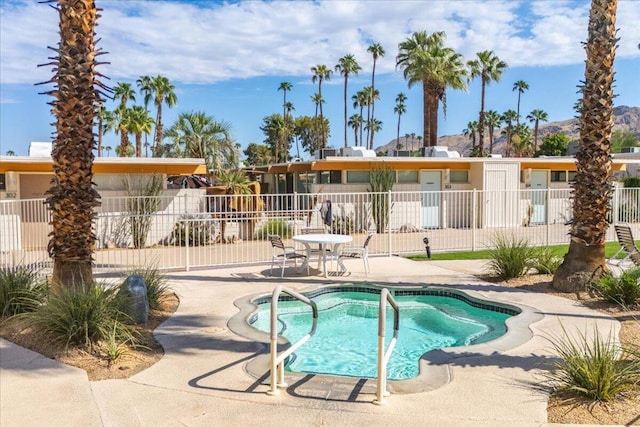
[318,171,342,184]
[397,170,418,183]
[449,170,469,183]
[346,170,371,183]
[550,171,567,182]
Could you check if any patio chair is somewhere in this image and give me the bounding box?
[337,233,374,277]
[268,234,307,278]
[608,223,640,270]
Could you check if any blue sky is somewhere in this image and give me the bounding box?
[1,0,639,158]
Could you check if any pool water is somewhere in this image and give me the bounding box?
[251,290,513,380]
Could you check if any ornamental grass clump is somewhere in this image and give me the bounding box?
[25,282,137,351]
[530,246,563,274]
[595,267,640,307]
[0,266,48,318]
[544,326,640,402]
[255,219,293,240]
[487,233,535,280]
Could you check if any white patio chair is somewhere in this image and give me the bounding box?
[337,233,374,277]
[268,234,307,278]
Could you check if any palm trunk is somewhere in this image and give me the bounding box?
[478,78,486,154]
[136,133,142,157]
[155,105,163,156]
[343,77,348,148]
[422,82,430,148]
[553,0,617,292]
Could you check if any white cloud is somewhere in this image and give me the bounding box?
[0,0,637,85]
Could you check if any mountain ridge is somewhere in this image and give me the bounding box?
[376,105,640,156]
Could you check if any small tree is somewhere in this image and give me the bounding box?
[369,165,395,233]
[535,133,570,157]
[124,174,163,249]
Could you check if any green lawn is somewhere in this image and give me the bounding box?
[406,242,628,261]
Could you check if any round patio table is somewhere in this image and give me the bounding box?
[292,233,353,278]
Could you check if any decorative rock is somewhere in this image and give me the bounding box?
[120,275,149,324]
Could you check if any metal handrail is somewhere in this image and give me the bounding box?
[267,285,318,396]
[373,288,399,405]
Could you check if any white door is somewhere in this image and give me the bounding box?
[530,171,548,224]
[420,171,441,228]
[484,170,508,227]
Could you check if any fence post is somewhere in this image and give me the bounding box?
[293,191,298,231]
[185,219,190,272]
[472,189,477,251]
[546,188,551,246]
[387,190,392,256]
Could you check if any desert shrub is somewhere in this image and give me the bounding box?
[254,219,292,240]
[25,282,137,351]
[594,267,640,307]
[544,326,640,402]
[0,266,48,317]
[331,213,355,235]
[125,266,171,310]
[486,233,535,280]
[530,247,563,274]
[124,174,163,249]
[369,165,395,233]
[165,216,214,246]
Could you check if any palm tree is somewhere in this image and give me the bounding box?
[352,90,368,146]
[463,121,479,155]
[310,64,332,148]
[278,81,292,120]
[311,93,324,119]
[348,114,362,147]
[501,109,518,157]
[105,146,112,157]
[396,31,467,148]
[5,150,16,156]
[365,118,383,145]
[526,109,549,154]
[467,50,508,154]
[137,75,154,152]
[553,0,618,292]
[150,75,177,156]
[96,105,112,157]
[485,110,502,155]
[42,0,102,289]
[394,93,407,151]
[335,54,361,148]
[126,105,154,157]
[367,42,385,149]
[165,111,235,177]
[113,82,135,107]
[512,80,529,124]
[363,86,380,149]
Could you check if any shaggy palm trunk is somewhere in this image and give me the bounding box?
[477,77,487,155]
[42,0,103,291]
[553,0,617,292]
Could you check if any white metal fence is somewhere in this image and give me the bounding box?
[1,187,639,273]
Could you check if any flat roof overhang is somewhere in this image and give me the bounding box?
[252,156,629,174]
[0,156,207,175]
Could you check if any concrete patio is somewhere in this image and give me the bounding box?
[0,257,622,426]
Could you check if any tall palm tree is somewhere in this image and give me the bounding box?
[554,0,618,292]
[96,105,112,157]
[396,31,467,148]
[365,118,383,145]
[113,82,135,107]
[150,75,177,156]
[367,43,385,149]
[394,93,407,150]
[363,86,380,149]
[501,109,518,157]
[136,75,153,152]
[512,80,529,124]
[485,110,502,155]
[278,81,292,120]
[463,120,479,155]
[165,111,235,177]
[467,50,508,154]
[310,64,332,148]
[352,90,368,147]
[311,93,324,119]
[112,82,135,156]
[43,0,102,289]
[126,105,154,157]
[526,109,549,154]
[348,114,362,147]
[335,54,361,148]
[105,146,112,157]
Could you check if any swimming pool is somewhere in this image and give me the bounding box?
[246,285,521,380]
